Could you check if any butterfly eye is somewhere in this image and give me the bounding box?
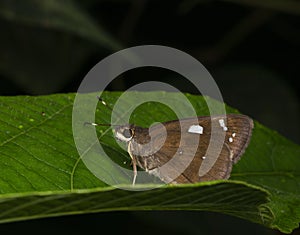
[123,128,133,138]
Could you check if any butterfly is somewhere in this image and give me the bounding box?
[88,98,253,185]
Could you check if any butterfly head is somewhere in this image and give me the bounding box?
[114,125,135,143]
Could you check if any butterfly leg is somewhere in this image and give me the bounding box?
[128,142,137,185]
[131,158,137,186]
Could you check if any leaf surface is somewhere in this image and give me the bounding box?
[0,92,299,233]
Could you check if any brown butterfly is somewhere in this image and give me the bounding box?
[88,98,253,185]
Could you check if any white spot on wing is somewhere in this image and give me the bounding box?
[218,119,228,131]
[188,125,203,134]
[202,156,206,160]
[232,132,236,137]
[229,137,233,143]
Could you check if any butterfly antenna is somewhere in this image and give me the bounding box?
[97,96,113,111]
[96,96,126,123]
[84,122,111,127]
[84,122,121,127]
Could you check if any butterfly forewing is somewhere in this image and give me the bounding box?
[129,114,253,184]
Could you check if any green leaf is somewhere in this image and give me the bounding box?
[0,92,299,234]
[0,0,123,94]
[0,0,121,50]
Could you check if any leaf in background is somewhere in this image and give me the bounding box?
[0,0,122,94]
[179,0,300,16]
[0,92,299,234]
[0,0,121,49]
[221,0,300,15]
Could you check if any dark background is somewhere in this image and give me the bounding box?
[0,0,299,234]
